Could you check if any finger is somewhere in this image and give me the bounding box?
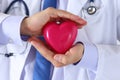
[29,37,65,67]
[54,44,84,65]
[53,52,72,65]
[45,8,87,27]
[55,9,87,27]
[69,44,84,63]
[52,59,65,67]
[29,37,54,61]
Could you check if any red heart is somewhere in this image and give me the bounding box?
[42,20,78,54]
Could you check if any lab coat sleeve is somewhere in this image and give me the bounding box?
[86,1,120,80]
[0,13,26,45]
[95,44,120,80]
[78,27,120,80]
[52,42,98,80]
[76,42,98,80]
[117,1,120,41]
[93,5,120,79]
[58,39,120,80]
[77,42,98,71]
[94,1,120,80]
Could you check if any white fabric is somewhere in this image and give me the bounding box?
[53,0,120,80]
[1,16,25,45]
[0,13,9,23]
[0,0,120,80]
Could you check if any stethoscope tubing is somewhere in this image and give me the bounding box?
[90,0,94,2]
[4,0,29,16]
[4,0,96,16]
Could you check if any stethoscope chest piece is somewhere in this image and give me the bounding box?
[87,5,97,15]
[85,1,97,15]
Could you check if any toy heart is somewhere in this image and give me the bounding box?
[43,20,78,54]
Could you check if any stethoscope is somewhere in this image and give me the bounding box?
[3,0,30,57]
[87,0,97,15]
[4,0,97,16]
[2,0,97,57]
[4,0,30,16]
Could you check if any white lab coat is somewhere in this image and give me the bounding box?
[0,0,120,80]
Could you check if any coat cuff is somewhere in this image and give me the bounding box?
[75,42,98,71]
[1,16,26,45]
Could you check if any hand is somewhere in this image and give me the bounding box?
[29,37,84,67]
[20,7,86,36]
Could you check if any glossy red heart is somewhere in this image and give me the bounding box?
[42,20,78,54]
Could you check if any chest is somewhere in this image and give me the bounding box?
[0,0,41,16]
[65,0,118,44]
[0,0,118,43]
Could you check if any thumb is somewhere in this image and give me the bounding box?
[53,53,70,65]
[77,19,87,29]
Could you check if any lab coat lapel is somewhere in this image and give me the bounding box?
[63,65,89,80]
[0,45,9,80]
[0,57,10,80]
[0,13,9,23]
[66,0,88,15]
[9,43,31,80]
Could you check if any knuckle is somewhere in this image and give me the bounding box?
[54,63,64,67]
[44,53,52,61]
[54,64,60,67]
[69,15,73,20]
[62,58,68,65]
[52,61,64,67]
[46,7,54,11]
[44,53,49,58]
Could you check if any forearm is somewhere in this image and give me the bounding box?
[20,17,33,36]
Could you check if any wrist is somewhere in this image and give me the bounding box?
[73,42,84,65]
[20,17,31,36]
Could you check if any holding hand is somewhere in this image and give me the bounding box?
[29,37,84,67]
[20,8,86,36]
[24,8,86,67]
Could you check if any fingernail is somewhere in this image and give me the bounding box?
[54,55,62,62]
[79,19,87,24]
[28,39,31,43]
[73,16,87,24]
[30,40,37,46]
[73,15,80,19]
[30,41,34,45]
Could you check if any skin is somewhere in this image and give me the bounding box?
[21,7,87,67]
